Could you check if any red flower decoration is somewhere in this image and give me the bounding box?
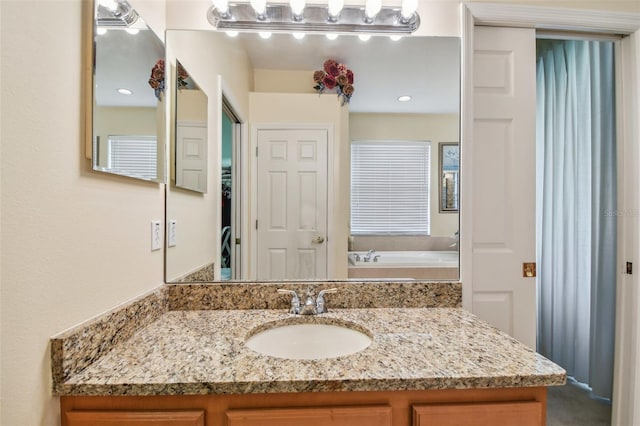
[314,59,355,106]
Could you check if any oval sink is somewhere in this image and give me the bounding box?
[245,322,372,360]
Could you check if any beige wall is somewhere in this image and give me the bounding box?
[1,1,165,425]
[165,30,253,282]
[1,1,638,426]
[350,113,460,237]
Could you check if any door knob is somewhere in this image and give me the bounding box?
[312,236,325,244]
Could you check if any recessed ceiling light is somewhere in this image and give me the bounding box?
[326,33,339,40]
[398,95,412,102]
[259,31,272,39]
[125,28,139,35]
[389,35,403,41]
[117,88,133,95]
[226,31,239,37]
[293,32,306,40]
[358,34,371,41]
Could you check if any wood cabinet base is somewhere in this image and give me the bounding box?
[61,387,547,426]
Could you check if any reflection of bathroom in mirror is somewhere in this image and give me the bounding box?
[173,60,208,193]
[439,142,460,213]
[91,0,166,183]
[165,30,460,283]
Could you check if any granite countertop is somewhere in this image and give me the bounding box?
[55,306,566,396]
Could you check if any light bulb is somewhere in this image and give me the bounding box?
[117,88,133,95]
[358,34,371,41]
[326,33,338,40]
[125,28,139,35]
[401,0,418,20]
[259,31,272,39]
[289,0,305,16]
[212,0,230,15]
[364,0,382,19]
[389,35,403,41]
[96,27,108,35]
[327,0,344,18]
[250,0,267,16]
[99,0,119,11]
[293,32,306,39]
[226,31,239,37]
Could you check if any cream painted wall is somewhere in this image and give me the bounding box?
[0,1,165,425]
[350,113,460,237]
[1,1,638,426]
[254,69,316,94]
[165,30,253,282]
[249,92,350,278]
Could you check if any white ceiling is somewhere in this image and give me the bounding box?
[95,26,460,114]
[95,27,164,107]
[240,33,461,114]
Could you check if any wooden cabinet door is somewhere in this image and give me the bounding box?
[65,410,205,426]
[226,405,392,426]
[413,401,543,426]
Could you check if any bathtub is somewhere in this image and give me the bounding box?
[347,250,458,280]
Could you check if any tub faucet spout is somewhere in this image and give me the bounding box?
[364,249,376,262]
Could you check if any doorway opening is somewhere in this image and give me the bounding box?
[221,98,242,281]
[535,36,618,408]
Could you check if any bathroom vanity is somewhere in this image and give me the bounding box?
[51,283,565,426]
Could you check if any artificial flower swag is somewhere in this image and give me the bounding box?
[313,59,354,106]
[148,60,190,100]
[148,59,165,100]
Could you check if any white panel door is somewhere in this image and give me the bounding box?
[176,122,207,193]
[472,27,537,348]
[256,129,328,280]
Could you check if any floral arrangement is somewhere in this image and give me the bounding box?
[148,60,190,100]
[176,62,189,90]
[313,59,354,106]
[148,59,165,100]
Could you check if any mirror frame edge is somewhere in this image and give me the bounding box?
[83,0,94,161]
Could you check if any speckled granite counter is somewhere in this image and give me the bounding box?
[52,302,565,396]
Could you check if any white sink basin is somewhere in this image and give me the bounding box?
[245,322,372,360]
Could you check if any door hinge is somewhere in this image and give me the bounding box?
[256,146,258,157]
[255,220,258,230]
[523,262,536,278]
[235,238,241,245]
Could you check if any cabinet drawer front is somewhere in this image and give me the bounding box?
[66,410,205,426]
[413,401,543,426]
[226,405,392,426]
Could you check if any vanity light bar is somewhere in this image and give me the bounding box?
[207,3,420,35]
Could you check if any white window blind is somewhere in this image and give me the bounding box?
[351,140,430,235]
[107,135,157,180]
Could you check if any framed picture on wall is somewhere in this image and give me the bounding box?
[439,142,459,213]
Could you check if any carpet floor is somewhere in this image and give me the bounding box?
[547,379,611,426]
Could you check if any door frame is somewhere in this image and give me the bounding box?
[460,4,640,425]
[249,123,334,280]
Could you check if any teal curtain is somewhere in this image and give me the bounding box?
[536,39,617,399]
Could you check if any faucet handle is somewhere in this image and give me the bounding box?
[277,289,300,314]
[316,288,338,314]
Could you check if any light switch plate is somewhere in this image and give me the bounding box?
[151,220,162,251]
[168,220,177,247]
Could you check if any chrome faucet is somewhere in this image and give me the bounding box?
[277,288,337,315]
[276,289,300,314]
[363,249,376,262]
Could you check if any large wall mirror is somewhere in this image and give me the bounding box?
[165,30,460,283]
[89,0,166,183]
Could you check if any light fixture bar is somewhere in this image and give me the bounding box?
[207,3,420,34]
